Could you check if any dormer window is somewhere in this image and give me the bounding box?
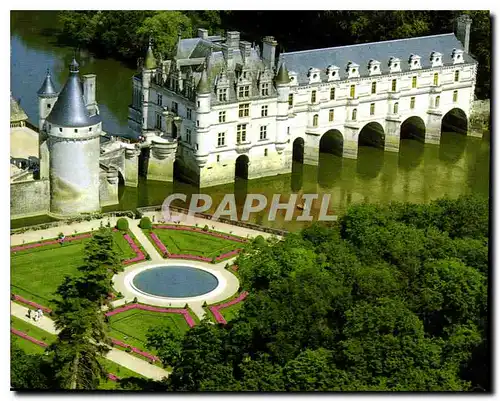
[218,88,228,101]
[326,65,340,82]
[238,85,250,99]
[430,51,443,67]
[408,54,421,70]
[388,57,401,73]
[308,68,321,84]
[289,71,298,86]
[452,48,464,64]
[346,62,359,78]
[261,83,270,96]
[368,60,381,76]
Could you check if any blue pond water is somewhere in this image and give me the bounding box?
[132,266,219,298]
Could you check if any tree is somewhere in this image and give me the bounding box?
[146,326,183,367]
[10,340,53,390]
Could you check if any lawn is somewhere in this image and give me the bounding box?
[11,335,45,355]
[220,302,244,322]
[11,231,137,307]
[148,228,243,259]
[10,316,57,344]
[108,309,190,354]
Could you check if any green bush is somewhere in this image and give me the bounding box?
[139,216,152,229]
[203,225,209,232]
[133,297,138,303]
[116,218,129,231]
[254,235,267,246]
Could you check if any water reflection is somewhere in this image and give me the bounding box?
[317,153,343,189]
[291,161,304,192]
[398,139,425,171]
[439,131,467,164]
[356,146,384,180]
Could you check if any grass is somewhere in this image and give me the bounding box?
[147,228,243,259]
[108,309,191,354]
[11,335,45,354]
[10,316,57,343]
[220,302,244,322]
[10,231,139,308]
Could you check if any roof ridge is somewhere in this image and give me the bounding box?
[282,33,456,56]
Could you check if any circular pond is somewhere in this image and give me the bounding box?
[132,265,219,298]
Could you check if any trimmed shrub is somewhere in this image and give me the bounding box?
[203,225,209,232]
[139,216,152,230]
[116,218,129,231]
[133,297,138,303]
[211,257,217,264]
[254,235,267,246]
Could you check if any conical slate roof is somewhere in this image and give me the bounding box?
[145,39,157,70]
[196,67,211,94]
[37,69,58,97]
[275,62,290,85]
[46,59,101,128]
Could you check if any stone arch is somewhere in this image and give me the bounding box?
[292,137,305,163]
[319,129,343,157]
[400,116,426,142]
[358,122,385,149]
[235,154,249,180]
[441,107,468,135]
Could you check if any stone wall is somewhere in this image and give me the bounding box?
[469,99,490,138]
[10,179,50,219]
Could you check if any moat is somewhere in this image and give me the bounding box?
[11,11,490,231]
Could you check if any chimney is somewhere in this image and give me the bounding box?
[222,44,235,70]
[198,28,209,39]
[456,14,472,53]
[262,36,278,70]
[82,74,97,115]
[226,31,240,49]
[239,41,252,64]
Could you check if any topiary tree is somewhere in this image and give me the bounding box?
[203,225,209,232]
[139,216,152,230]
[116,218,129,231]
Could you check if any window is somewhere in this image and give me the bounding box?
[196,120,199,127]
[287,127,290,135]
[435,96,440,108]
[89,127,92,132]
[187,108,192,120]
[288,94,294,107]
[239,103,250,118]
[311,90,317,103]
[260,126,267,140]
[350,85,356,98]
[59,127,62,132]
[412,76,417,88]
[261,105,268,117]
[238,85,250,99]
[264,148,268,156]
[352,108,357,121]
[393,102,399,114]
[433,73,439,86]
[217,132,225,147]
[197,101,200,108]
[217,155,220,162]
[329,109,334,122]
[74,129,78,133]
[237,124,247,143]
[47,103,51,109]
[370,103,375,116]
[410,97,416,109]
[330,87,336,100]
[313,114,319,127]
[172,101,178,113]
[157,93,163,106]
[218,89,228,102]
[218,111,226,123]
[371,82,377,94]
[155,113,162,129]
[261,83,269,96]
[453,90,458,102]
[186,129,192,144]
[454,70,460,82]
[391,79,397,92]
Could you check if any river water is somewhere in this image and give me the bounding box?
[10,11,490,231]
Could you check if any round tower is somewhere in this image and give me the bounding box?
[37,69,58,132]
[274,62,291,151]
[45,59,102,216]
[193,66,211,166]
[142,38,157,132]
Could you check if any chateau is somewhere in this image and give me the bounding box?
[128,15,479,188]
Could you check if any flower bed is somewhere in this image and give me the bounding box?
[208,291,248,325]
[107,373,119,382]
[154,225,247,243]
[110,338,160,363]
[11,294,52,313]
[149,231,242,263]
[105,303,196,328]
[122,233,145,265]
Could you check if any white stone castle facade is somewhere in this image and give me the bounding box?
[128,15,478,188]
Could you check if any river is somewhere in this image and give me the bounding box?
[10,11,490,231]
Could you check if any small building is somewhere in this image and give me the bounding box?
[10,94,28,128]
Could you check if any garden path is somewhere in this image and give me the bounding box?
[10,301,169,381]
[127,222,163,262]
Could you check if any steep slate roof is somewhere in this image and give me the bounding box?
[46,59,101,128]
[281,33,476,85]
[37,69,58,97]
[10,94,28,122]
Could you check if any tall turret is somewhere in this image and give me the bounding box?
[193,65,211,166]
[37,69,58,131]
[274,62,291,152]
[45,58,102,215]
[142,38,156,131]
